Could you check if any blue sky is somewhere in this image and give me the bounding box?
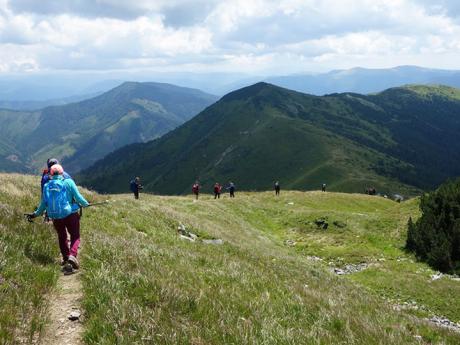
[1,0,460,75]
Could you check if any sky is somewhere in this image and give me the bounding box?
[1,0,460,76]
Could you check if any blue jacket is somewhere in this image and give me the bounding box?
[34,175,89,217]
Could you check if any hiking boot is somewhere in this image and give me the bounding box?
[62,262,74,275]
[68,255,80,270]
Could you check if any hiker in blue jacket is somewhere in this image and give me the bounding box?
[274,181,280,196]
[27,164,90,274]
[130,177,143,199]
[40,158,72,222]
[227,182,236,198]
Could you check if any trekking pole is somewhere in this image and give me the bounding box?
[88,200,110,207]
[81,200,111,217]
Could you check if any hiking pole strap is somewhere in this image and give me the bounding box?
[24,213,35,223]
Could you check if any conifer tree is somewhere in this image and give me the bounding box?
[406,179,460,274]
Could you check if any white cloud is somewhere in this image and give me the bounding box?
[0,0,459,74]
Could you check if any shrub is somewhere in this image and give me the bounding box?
[406,178,460,274]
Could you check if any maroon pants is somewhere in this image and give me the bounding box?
[52,212,80,260]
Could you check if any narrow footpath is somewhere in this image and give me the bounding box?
[40,269,84,345]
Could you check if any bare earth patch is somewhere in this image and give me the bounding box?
[41,271,83,345]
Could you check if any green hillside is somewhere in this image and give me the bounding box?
[79,83,460,195]
[0,82,217,173]
[1,173,460,344]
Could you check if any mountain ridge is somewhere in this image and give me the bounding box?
[78,82,460,195]
[0,82,218,173]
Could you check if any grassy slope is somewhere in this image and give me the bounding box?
[80,191,460,343]
[0,174,59,343]
[1,174,459,344]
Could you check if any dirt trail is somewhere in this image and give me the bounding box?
[40,270,84,345]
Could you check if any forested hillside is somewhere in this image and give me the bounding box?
[0,82,217,173]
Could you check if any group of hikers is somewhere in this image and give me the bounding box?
[25,158,90,275]
[190,181,325,199]
[192,181,235,200]
[129,178,327,200]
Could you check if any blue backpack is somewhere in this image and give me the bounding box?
[44,179,72,219]
[130,180,137,192]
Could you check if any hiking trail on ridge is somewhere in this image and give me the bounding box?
[40,267,83,344]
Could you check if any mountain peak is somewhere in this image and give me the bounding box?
[220,82,291,102]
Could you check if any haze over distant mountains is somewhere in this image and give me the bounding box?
[264,66,460,95]
[0,93,103,111]
[79,83,460,196]
[0,82,217,173]
[3,66,460,107]
[0,76,123,102]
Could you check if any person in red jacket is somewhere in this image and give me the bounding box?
[192,181,200,200]
[213,182,222,199]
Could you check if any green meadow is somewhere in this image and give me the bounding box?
[1,173,459,344]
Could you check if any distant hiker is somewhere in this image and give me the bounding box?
[227,182,236,198]
[26,164,90,274]
[41,158,71,193]
[366,187,376,196]
[214,182,222,199]
[274,181,280,196]
[322,183,326,192]
[130,177,143,199]
[192,181,200,200]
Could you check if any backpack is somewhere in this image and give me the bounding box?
[44,179,72,219]
[130,180,137,192]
